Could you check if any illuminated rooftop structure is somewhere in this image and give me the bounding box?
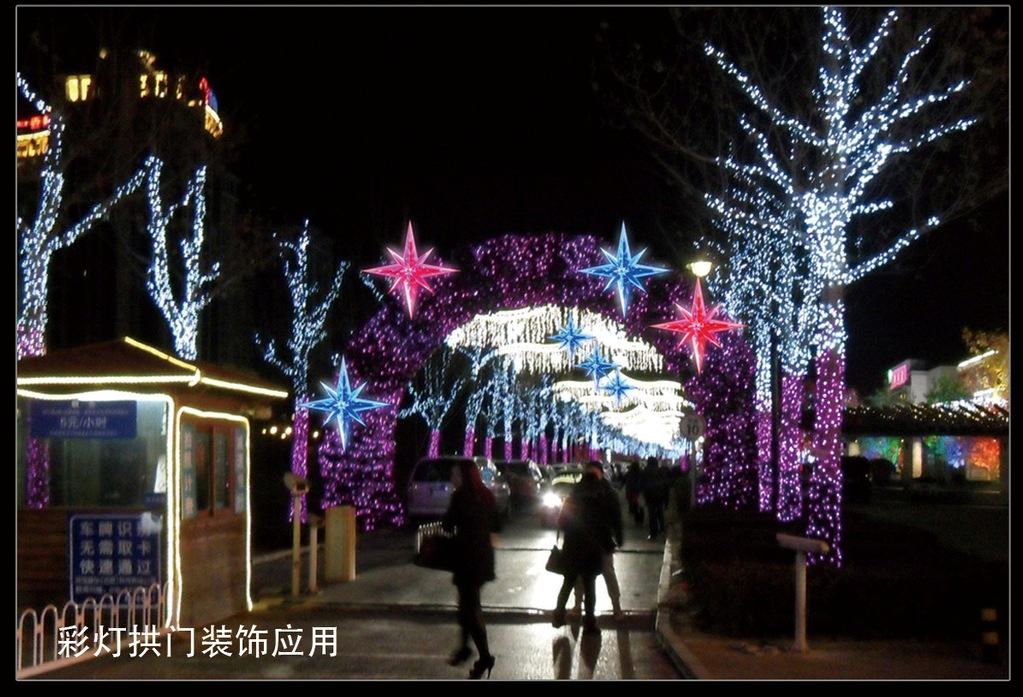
[16,47,223,161]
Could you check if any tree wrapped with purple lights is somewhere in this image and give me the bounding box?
[682,331,759,510]
[317,232,756,531]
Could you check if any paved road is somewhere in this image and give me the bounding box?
[29,508,682,680]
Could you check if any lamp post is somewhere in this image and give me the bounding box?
[684,257,713,508]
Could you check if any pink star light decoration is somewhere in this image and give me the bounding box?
[362,222,458,317]
[651,278,744,373]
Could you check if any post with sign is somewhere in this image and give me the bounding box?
[680,413,705,509]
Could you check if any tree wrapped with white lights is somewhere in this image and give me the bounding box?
[16,74,147,360]
[17,74,148,509]
[706,167,820,521]
[707,7,978,564]
[255,220,349,517]
[457,347,497,457]
[143,156,220,361]
[398,346,466,458]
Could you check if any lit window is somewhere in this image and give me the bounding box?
[65,75,93,102]
[154,71,168,98]
[139,74,149,98]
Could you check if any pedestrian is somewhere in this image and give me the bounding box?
[551,463,618,633]
[569,461,624,618]
[624,460,645,525]
[586,460,625,619]
[643,456,669,540]
[442,459,500,679]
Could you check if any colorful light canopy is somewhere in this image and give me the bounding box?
[362,221,457,318]
[579,222,669,315]
[300,357,388,451]
[652,278,745,373]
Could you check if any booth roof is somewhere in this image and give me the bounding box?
[16,337,289,401]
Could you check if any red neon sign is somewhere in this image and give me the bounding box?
[17,114,50,132]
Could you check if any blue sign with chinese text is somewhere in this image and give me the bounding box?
[31,400,137,439]
[69,513,162,603]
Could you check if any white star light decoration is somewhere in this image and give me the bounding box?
[362,221,458,318]
[548,315,593,366]
[300,358,388,450]
[580,222,669,315]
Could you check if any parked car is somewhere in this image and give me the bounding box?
[841,455,872,504]
[494,459,544,510]
[406,455,511,521]
[537,467,584,527]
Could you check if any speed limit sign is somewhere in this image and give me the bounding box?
[680,413,705,440]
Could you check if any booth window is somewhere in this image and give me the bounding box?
[181,419,238,517]
[17,399,169,508]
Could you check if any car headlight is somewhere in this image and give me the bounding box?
[541,492,562,509]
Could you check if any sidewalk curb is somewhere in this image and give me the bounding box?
[654,536,707,680]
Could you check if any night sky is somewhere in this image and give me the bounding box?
[16,6,1009,397]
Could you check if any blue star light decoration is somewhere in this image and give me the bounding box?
[579,222,670,315]
[577,344,618,388]
[548,315,593,366]
[300,358,388,450]
[602,369,635,406]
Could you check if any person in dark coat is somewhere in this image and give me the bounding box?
[624,460,645,525]
[643,456,669,540]
[442,459,500,679]
[551,467,616,633]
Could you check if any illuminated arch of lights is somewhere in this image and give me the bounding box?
[313,231,756,531]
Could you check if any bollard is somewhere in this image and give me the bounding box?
[776,533,829,653]
[308,514,322,594]
[980,607,999,663]
[325,505,357,582]
[291,493,302,597]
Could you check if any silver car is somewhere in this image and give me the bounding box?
[406,455,511,520]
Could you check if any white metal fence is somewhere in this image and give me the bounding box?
[16,582,171,678]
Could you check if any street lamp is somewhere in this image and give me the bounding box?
[687,259,713,279]
[683,256,713,508]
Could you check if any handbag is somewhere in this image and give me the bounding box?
[416,532,457,571]
[545,531,569,575]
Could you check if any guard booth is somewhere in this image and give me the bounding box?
[16,337,289,629]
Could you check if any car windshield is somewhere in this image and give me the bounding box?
[412,459,458,483]
[549,469,583,487]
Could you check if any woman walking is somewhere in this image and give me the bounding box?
[442,459,500,679]
[551,466,611,633]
